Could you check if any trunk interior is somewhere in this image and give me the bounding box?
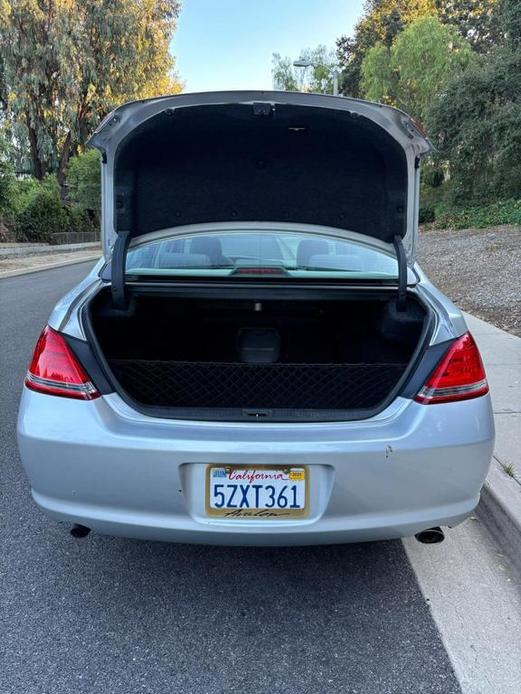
[87,288,429,420]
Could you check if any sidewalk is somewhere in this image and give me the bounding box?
[0,244,101,278]
[464,313,521,566]
[0,241,100,257]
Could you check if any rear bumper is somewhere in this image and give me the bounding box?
[17,390,495,545]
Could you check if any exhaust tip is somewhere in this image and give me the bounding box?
[70,523,91,539]
[415,527,444,544]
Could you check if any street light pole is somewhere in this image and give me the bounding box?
[292,58,311,93]
[293,58,340,96]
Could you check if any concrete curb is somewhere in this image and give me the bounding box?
[463,313,521,573]
[478,458,521,574]
[0,254,100,279]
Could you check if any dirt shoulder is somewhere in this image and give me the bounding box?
[418,225,521,337]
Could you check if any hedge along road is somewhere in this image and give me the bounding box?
[0,260,492,694]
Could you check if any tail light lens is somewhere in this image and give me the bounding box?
[25,326,100,400]
[415,332,488,404]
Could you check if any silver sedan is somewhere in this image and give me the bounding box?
[17,91,494,545]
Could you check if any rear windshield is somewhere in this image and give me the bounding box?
[125,230,398,279]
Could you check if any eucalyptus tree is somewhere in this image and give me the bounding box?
[0,0,182,188]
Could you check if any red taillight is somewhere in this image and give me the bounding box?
[415,332,488,404]
[25,326,100,400]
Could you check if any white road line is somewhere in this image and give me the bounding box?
[403,517,521,694]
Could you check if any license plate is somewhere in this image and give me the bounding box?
[206,465,308,519]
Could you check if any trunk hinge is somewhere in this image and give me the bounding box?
[111,230,131,309]
[393,235,407,312]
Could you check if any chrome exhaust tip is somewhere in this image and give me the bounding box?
[415,527,445,544]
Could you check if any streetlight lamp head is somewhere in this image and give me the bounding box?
[293,59,312,68]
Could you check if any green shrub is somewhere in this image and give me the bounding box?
[0,167,14,216]
[422,168,444,189]
[11,172,98,242]
[10,177,42,216]
[15,175,69,242]
[0,134,15,216]
[432,198,521,229]
[427,45,521,205]
[419,177,448,223]
[419,203,436,224]
[66,149,101,215]
[65,204,97,235]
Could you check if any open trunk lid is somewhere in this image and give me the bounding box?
[88,91,432,304]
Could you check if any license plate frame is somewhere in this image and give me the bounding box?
[205,465,309,520]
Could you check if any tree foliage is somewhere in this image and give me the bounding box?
[417,0,521,212]
[358,0,437,45]
[429,44,521,201]
[66,149,101,214]
[0,128,14,214]
[361,17,473,121]
[393,18,473,122]
[337,0,499,96]
[0,0,181,187]
[435,0,501,53]
[272,54,300,92]
[337,0,437,96]
[360,44,396,104]
[501,0,521,49]
[272,46,338,94]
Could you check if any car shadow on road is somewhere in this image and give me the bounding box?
[23,532,457,692]
[4,522,462,694]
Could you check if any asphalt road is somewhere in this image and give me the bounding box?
[0,262,463,694]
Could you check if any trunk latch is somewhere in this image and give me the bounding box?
[243,409,273,419]
[252,102,275,118]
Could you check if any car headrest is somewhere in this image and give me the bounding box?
[156,252,210,268]
[220,234,283,260]
[308,254,363,271]
[190,236,225,264]
[296,238,329,266]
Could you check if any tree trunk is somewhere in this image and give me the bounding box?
[57,130,72,201]
[26,117,45,180]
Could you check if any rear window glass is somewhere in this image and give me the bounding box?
[125,230,398,279]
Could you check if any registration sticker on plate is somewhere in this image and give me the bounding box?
[206,465,308,519]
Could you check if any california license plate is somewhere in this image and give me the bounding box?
[206,465,308,519]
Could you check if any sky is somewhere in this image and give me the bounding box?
[172,0,364,92]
